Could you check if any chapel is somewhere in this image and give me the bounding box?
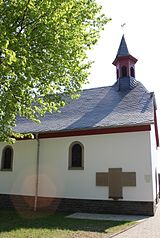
[0,35,159,215]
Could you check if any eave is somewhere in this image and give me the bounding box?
[16,124,151,140]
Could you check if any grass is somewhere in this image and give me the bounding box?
[0,210,136,238]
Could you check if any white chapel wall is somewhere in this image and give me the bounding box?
[0,130,154,202]
[0,140,37,196]
[150,124,159,201]
[38,131,153,201]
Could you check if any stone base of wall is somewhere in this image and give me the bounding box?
[0,194,155,216]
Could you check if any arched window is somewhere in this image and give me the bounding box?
[69,142,84,170]
[1,146,13,171]
[130,67,135,77]
[121,66,127,77]
[116,69,119,79]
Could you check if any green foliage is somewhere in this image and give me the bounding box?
[0,0,109,142]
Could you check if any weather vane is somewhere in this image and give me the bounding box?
[121,23,126,33]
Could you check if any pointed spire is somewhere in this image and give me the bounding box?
[113,35,137,66]
[116,35,129,57]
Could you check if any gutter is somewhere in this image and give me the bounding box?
[34,133,40,211]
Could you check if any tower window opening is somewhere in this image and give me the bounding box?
[121,66,127,77]
[116,69,119,79]
[130,67,135,77]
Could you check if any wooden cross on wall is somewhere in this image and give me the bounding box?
[96,168,136,199]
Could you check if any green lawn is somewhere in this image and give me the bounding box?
[0,210,135,238]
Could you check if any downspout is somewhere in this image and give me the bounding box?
[34,133,40,212]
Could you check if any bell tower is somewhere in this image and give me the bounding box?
[112,35,138,90]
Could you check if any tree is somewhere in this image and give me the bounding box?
[0,0,109,142]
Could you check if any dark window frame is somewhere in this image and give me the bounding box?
[68,141,84,170]
[1,146,13,171]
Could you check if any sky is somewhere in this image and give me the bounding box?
[86,0,160,135]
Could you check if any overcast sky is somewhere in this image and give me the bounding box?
[86,0,160,133]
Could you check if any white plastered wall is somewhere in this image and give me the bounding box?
[0,131,154,201]
[150,124,159,201]
[0,140,37,196]
[38,131,153,201]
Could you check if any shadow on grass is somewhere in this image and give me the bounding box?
[0,209,133,234]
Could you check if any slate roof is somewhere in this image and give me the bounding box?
[116,34,130,57]
[14,81,154,134]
